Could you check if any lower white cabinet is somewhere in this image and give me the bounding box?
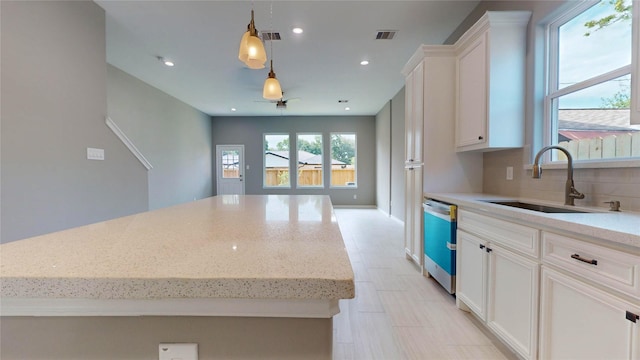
[457,230,488,320]
[540,267,640,359]
[404,167,422,266]
[487,244,538,360]
[456,228,538,360]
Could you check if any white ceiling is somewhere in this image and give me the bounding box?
[95,1,480,117]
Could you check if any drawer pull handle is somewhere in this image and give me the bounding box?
[571,254,598,266]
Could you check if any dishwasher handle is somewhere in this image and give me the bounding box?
[423,201,456,222]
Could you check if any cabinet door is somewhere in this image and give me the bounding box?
[456,33,487,148]
[405,61,424,162]
[456,230,487,320]
[487,244,539,360]
[540,267,640,360]
[404,167,423,266]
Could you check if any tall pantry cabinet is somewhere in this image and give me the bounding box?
[401,46,483,268]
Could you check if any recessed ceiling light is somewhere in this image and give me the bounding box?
[231,108,237,112]
[157,56,174,67]
[360,60,369,66]
[345,107,351,111]
[292,27,303,34]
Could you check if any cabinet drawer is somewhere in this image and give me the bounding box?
[542,232,640,299]
[458,210,539,258]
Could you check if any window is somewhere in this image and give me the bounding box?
[546,0,639,162]
[296,133,323,188]
[264,133,290,188]
[330,133,357,187]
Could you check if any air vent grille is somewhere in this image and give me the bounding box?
[261,32,281,41]
[375,30,397,40]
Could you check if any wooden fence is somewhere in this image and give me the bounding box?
[263,168,355,187]
[557,133,640,160]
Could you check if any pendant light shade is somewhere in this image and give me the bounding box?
[237,30,250,62]
[238,9,266,69]
[263,60,282,100]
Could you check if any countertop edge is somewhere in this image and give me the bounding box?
[425,192,640,251]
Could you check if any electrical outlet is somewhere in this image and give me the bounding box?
[353,194,357,200]
[159,343,198,360]
[87,147,104,160]
[506,166,514,181]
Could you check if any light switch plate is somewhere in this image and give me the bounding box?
[506,166,514,180]
[87,147,104,160]
[159,343,198,360]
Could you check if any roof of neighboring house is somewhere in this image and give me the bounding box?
[558,109,640,140]
[558,109,639,130]
[265,151,346,168]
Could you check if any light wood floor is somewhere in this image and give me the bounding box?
[333,208,515,360]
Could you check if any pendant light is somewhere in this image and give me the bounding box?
[238,9,266,69]
[263,60,282,100]
[262,3,282,100]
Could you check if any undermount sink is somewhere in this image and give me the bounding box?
[484,200,590,214]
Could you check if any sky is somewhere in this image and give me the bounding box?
[558,0,632,109]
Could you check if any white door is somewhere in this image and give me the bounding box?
[216,145,245,195]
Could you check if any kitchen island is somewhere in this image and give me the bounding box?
[0,195,355,359]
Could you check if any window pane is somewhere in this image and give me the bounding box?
[297,134,323,187]
[221,150,239,178]
[557,0,632,90]
[264,134,290,187]
[553,75,639,160]
[330,133,357,187]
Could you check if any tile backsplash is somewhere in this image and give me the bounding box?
[483,148,640,212]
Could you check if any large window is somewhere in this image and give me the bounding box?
[296,133,323,188]
[264,133,290,188]
[546,0,639,161]
[330,133,357,187]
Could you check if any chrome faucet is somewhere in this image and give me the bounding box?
[532,145,584,206]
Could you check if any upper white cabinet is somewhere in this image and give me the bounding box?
[455,11,531,152]
[631,2,640,125]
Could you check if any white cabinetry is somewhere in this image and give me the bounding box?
[454,11,531,152]
[402,58,424,266]
[456,210,539,360]
[632,1,640,125]
[540,232,640,359]
[401,45,484,267]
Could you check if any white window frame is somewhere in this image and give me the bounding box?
[263,133,291,189]
[329,132,357,189]
[296,133,324,189]
[542,0,639,167]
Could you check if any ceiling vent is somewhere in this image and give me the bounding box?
[375,30,397,40]
[261,32,281,41]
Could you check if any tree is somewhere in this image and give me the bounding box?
[297,135,322,155]
[331,134,355,165]
[276,138,289,151]
[601,84,631,109]
[584,0,632,36]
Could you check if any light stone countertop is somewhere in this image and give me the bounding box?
[425,193,640,251]
[0,195,356,301]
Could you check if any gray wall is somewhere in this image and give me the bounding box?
[390,88,406,222]
[375,102,391,215]
[107,65,213,210]
[374,87,406,221]
[1,0,148,243]
[211,116,376,206]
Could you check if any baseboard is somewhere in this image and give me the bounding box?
[332,205,377,209]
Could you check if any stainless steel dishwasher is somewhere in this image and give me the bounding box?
[423,199,457,294]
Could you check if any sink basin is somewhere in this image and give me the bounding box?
[484,200,589,214]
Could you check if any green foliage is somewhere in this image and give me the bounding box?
[276,138,289,150]
[297,135,322,155]
[331,134,356,165]
[600,85,631,109]
[277,170,289,186]
[584,0,632,36]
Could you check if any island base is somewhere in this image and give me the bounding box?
[0,315,333,359]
